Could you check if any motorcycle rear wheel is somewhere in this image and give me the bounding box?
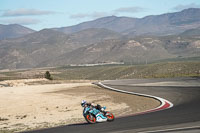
[106,112,115,121]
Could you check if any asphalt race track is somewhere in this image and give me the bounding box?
[24,77,200,133]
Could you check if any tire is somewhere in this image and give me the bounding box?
[106,112,115,122]
[85,114,96,124]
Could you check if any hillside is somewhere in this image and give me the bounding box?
[0,24,35,40]
[54,8,200,36]
[53,16,137,34]
[0,28,123,69]
[69,28,122,44]
[180,28,200,36]
[0,29,73,69]
[46,38,174,66]
[1,28,200,69]
[1,61,199,80]
[52,62,200,80]
[0,8,200,69]
[44,33,200,66]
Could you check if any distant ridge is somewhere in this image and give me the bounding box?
[0,24,35,40]
[53,8,200,36]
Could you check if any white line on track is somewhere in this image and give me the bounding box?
[98,82,173,114]
[138,125,200,133]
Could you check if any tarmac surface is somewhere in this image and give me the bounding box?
[24,77,200,133]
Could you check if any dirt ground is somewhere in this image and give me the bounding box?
[0,79,160,132]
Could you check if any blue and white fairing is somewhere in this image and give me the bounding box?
[96,112,107,122]
[83,106,107,122]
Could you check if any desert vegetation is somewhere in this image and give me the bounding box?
[0,61,199,81]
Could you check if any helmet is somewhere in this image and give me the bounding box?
[81,100,87,107]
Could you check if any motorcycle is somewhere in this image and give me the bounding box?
[83,106,115,124]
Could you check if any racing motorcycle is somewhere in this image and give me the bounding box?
[83,106,115,124]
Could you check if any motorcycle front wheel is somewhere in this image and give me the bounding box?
[85,114,96,124]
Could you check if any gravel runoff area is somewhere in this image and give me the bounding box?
[0,79,160,132]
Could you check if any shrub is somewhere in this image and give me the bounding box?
[44,71,53,80]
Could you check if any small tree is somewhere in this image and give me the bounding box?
[44,71,52,80]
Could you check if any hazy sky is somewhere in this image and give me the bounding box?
[1,0,200,30]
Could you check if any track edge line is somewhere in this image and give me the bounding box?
[97,82,173,116]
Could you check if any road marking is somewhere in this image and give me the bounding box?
[97,82,173,116]
[138,125,200,133]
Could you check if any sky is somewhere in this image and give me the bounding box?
[1,0,200,31]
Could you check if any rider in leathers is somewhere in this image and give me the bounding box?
[81,100,105,113]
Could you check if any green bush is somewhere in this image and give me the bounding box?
[44,71,53,80]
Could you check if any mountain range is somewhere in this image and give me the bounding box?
[53,8,200,36]
[0,8,200,69]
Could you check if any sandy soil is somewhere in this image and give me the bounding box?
[0,79,160,132]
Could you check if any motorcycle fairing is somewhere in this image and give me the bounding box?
[96,113,107,122]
